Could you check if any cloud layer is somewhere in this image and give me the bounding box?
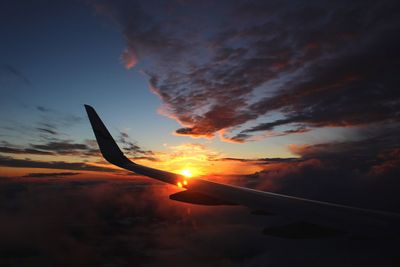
[0,176,399,266]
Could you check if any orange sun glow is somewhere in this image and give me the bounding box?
[180,169,193,178]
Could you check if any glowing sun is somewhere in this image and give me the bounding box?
[180,169,193,178]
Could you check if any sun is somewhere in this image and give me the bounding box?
[180,169,193,178]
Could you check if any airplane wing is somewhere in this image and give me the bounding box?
[85,105,400,236]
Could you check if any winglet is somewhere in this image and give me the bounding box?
[84,105,131,168]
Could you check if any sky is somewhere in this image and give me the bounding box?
[1,0,400,266]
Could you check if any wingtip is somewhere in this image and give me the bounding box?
[83,103,128,167]
[84,105,97,115]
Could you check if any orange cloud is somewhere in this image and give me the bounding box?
[121,49,138,69]
[131,142,262,177]
[288,144,310,156]
[369,148,400,176]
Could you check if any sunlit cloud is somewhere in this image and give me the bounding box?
[131,142,263,177]
[121,49,138,69]
[94,0,400,143]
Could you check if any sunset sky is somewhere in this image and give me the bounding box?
[1,0,400,266]
[2,0,398,179]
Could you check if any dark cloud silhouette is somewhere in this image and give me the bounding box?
[237,137,400,212]
[118,131,157,161]
[0,155,114,172]
[95,0,400,141]
[22,172,80,178]
[36,106,51,113]
[0,139,100,157]
[217,157,300,164]
[31,141,89,152]
[36,127,58,135]
[0,176,398,266]
[27,140,99,157]
[0,146,53,155]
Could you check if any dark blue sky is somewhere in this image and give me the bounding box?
[0,1,185,154]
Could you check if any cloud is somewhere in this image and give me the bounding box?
[230,125,311,143]
[31,141,89,152]
[0,146,53,155]
[0,138,101,158]
[369,148,400,176]
[238,136,400,212]
[1,64,32,86]
[36,128,58,135]
[35,105,83,130]
[217,157,299,164]
[22,172,80,178]
[95,0,400,142]
[121,49,138,69]
[27,140,98,157]
[0,155,115,172]
[0,176,398,266]
[118,132,156,161]
[0,106,84,154]
[36,106,51,113]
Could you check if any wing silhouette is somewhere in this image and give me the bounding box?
[85,104,400,236]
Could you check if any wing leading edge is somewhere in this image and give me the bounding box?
[85,105,400,234]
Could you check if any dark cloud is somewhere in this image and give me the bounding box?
[0,139,100,157]
[96,0,400,141]
[238,137,400,212]
[36,127,58,135]
[0,155,114,172]
[34,106,83,133]
[118,131,156,161]
[31,141,89,152]
[218,157,300,164]
[22,172,80,178]
[369,148,400,176]
[231,125,311,143]
[1,107,83,154]
[36,106,51,113]
[0,146,53,155]
[29,140,99,157]
[0,177,398,266]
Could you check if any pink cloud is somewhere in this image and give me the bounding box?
[121,49,138,69]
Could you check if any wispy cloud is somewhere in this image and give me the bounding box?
[31,141,89,153]
[1,64,32,86]
[118,132,154,157]
[36,127,58,135]
[0,146,53,155]
[0,155,114,172]
[23,172,80,178]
